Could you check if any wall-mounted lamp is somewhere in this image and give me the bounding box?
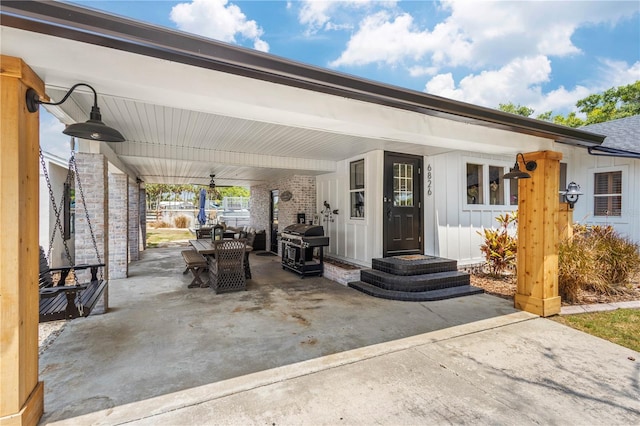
[561,181,583,208]
[26,83,125,142]
[502,153,537,180]
[136,177,143,185]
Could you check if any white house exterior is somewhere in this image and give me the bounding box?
[316,117,640,267]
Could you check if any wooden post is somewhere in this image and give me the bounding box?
[0,56,45,426]
[514,150,563,317]
[557,203,574,241]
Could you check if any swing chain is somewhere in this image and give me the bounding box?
[39,148,79,286]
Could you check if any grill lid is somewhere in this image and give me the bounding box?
[283,224,324,236]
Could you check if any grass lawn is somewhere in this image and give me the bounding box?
[552,309,640,352]
[147,228,193,248]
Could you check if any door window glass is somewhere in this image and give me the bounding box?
[393,163,413,207]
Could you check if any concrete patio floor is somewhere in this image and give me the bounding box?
[39,248,640,425]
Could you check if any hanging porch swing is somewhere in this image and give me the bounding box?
[38,138,108,322]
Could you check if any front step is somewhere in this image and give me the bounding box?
[372,255,458,276]
[360,269,470,292]
[348,281,484,302]
[348,254,484,302]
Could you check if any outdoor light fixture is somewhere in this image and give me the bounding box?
[25,83,125,142]
[502,153,537,180]
[561,181,583,208]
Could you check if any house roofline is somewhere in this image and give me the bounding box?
[588,146,640,159]
[1,0,605,148]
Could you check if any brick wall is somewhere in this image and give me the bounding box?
[109,173,128,279]
[74,152,108,313]
[250,175,316,253]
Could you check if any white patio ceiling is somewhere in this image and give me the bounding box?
[1,5,603,187]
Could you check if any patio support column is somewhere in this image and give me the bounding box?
[128,177,140,262]
[514,150,563,317]
[0,56,44,426]
[109,173,128,278]
[74,152,109,313]
[139,186,147,251]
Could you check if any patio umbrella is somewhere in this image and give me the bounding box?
[197,188,207,226]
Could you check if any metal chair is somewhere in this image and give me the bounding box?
[208,239,247,293]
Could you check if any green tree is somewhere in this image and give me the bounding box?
[497,80,640,128]
[498,102,534,117]
[218,186,250,198]
[552,111,585,128]
[576,81,640,124]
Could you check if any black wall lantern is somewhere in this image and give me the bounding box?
[503,153,537,180]
[561,181,583,208]
[26,83,125,142]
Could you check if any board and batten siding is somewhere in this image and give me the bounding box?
[558,146,639,244]
[316,150,383,267]
[425,151,517,266]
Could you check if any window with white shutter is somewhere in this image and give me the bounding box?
[593,171,622,216]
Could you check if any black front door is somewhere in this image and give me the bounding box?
[383,152,423,257]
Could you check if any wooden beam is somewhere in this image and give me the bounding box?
[0,55,44,426]
[514,150,563,317]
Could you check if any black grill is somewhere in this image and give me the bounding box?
[281,224,329,277]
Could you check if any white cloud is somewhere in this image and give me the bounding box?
[331,12,442,67]
[331,1,638,70]
[425,55,553,108]
[408,65,438,77]
[330,1,638,114]
[298,0,397,34]
[597,59,640,88]
[424,56,640,115]
[170,0,269,52]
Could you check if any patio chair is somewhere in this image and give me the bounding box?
[208,239,247,294]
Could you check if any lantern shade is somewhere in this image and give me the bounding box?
[26,85,125,142]
[502,153,537,180]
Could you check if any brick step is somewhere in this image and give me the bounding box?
[361,269,470,292]
[372,256,458,276]
[348,281,484,302]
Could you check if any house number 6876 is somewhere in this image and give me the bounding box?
[427,164,432,196]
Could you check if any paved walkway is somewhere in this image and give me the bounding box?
[561,300,640,315]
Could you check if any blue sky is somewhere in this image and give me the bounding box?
[42,0,640,157]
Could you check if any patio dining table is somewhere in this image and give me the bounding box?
[189,239,253,279]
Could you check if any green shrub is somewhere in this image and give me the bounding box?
[478,212,518,276]
[559,224,640,302]
[174,215,189,229]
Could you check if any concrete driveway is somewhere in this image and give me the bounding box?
[39,248,639,425]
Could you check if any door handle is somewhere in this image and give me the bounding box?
[386,207,392,221]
